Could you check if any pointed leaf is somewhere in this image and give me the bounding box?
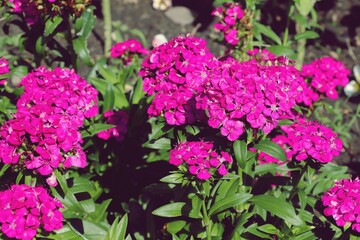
[233,140,248,169]
[254,22,282,45]
[208,193,253,217]
[152,202,186,218]
[44,16,63,36]
[294,31,319,41]
[254,140,287,162]
[249,195,303,226]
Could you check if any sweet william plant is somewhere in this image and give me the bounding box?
[0,0,358,239]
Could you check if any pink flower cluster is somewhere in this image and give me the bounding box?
[140,35,214,125]
[212,3,245,45]
[301,56,350,100]
[197,57,306,141]
[275,119,342,163]
[141,35,315,141]
[110,39,149,65]
[0,67,98,180]
[5,0,91,24]
[0,184,63,240]
[0,57,9,84]
[97,110,128,142]
[247,49,319,106]
[322,178,360,232]
[169,141,232,180]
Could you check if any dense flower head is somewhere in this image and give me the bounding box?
[5,0,91,24]
[141,35,315,141]
[110,39,149,65]
[17,66,98,127]
[0,67,97,178]
[212,2,246,45]
[0,105,86,176]
[97,110,129,142]
[322,178,360,233]
[140,35,215,125]
[0,184,63,240]
[0,57,9,85]
[197,57,306,141]
[280,119,342,163]
[169,141,232,180]
[301,56,350,99]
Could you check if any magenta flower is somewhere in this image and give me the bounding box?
[280,119,342,163]
[0,184,63,240]
[140,35,214,125]
[322,178,360,233]
[110,39,148,65]
[0,67,98,179]
[301,56,350,100]
[197,57,306,141]
[97,110,129,142]
[169,141,232,180]
[211,2,245,46]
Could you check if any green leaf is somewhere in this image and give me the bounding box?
[295,0,316,16]
[152,202,187,217]
[267,45,295,57]
[233,140,247,169]
[35,36,45,56]
[106,214,128,240]
[230,213,253,237]
[44,224,83,239]
[160,173,184,184]
[258,224,278,234]
[88,77,107,95]
[103,84,115,112]
[249,195,303,226]
[74,7,96,38]
[253,140,287,162]
[208,193,253,217]
[111,84,130,109]
[82,123,115,138]
[69,219,108,240]
[73,37,94,67]
[143,138,171,150]
[0,164,10,178]
[253,22,282,45]
[89,199,112,223]
[294,31,319,41]
[44,16,63,36]
[98,65,119,85]
[245,223,273,239]
[131,78,145,104]
[167,220,187,235]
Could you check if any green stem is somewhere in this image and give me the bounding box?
[102,0,112,58]
[202,200,212,240]
[295,23,306,70]
[0,164,10,178]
